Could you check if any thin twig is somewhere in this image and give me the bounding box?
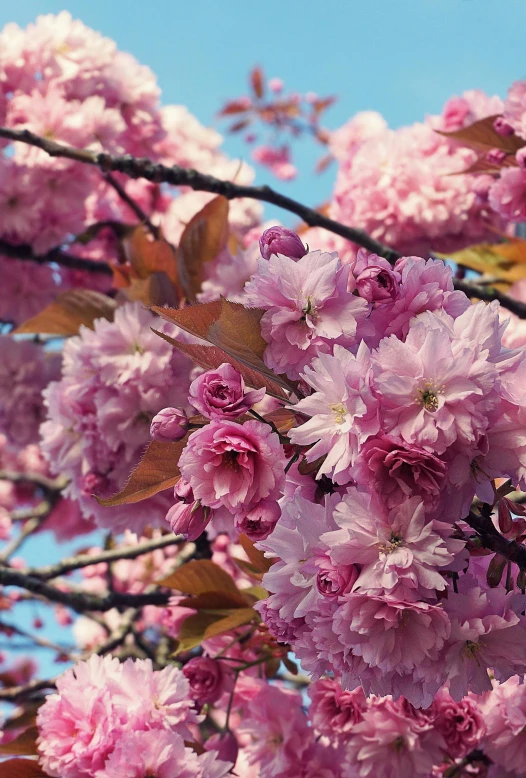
[465,511,526,572]
[0,237,112,275]
[103,172,159,238]
[0,516,45,563]
[0,677,57,702]
[23,533,183,580]
[0,471,68,494]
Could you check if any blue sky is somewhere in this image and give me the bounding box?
[0,0,525,680]
[2,0,526,212]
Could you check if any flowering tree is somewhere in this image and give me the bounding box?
[2,11,526,778]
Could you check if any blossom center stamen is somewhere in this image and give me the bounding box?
[329,402,347,425]
[416,380,444,412]
[378,532,404,555]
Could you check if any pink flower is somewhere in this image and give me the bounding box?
[96,730,232,778]
[259,226,307,260]
[489,167,526,220]
[189,363,265,420]
[353,249,400,304]
[502,78,526,140]
[244,250,369,380]
[252,144,297,180]
[150,407,189,441]
[484,676,526,775]
[350,435,447,510]
[289,345,379,483]
[325,492,456,598]
[342,698,442,778]
[179,418,286,516]
[372,308,499,455]
[432,687,485,758]
[183,657,225,705]
[308,678,366,740]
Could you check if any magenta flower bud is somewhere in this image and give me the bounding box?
[80,472,110,496]
[166,480,212,540]
[355,265,399,304]
[204,732,239,765]
[315,556,359,598]
[235,499,281,541]
[486,148,507,166]
[516,148,526,169]
[493,117,514,137]
[150,407,189,441]
[259,226,307,260]
[183,657,225,705]
[189,363,265,420]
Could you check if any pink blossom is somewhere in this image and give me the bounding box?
[432,687,485,758]
[179,418,285,518]
[183,657,225,705]
[350,435,447,511]
[289,344,379,482]
[353,249,400,304]
[235,497,281,540]
[502,78,526,140]
[342,697,443,778]
[166,480,212,541]
[252,144,297,180]
[244,250,369,380]
[483,676,526,775]
[372,308,499,455]
[489,167,526,221]
[309,677,366,739]
[189,363,265,420]
[325,492,456,597]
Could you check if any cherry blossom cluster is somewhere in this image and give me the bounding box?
[0,12,260,324]
[39,303,192,534]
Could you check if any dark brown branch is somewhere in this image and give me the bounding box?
[0,470,68,494]
[465,511,526,571]
[24,533,183,580]
[103,172,159,238]
[2,126,526,317]
[0,677,57,702]
[0,566,170,614]
[0,237,113,275]
[0,126,400,262]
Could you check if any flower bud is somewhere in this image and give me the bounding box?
[183,657,225,705]
[316,556,359,598]
[259,226,307,260]
[150,407,189,442]
[493,117,514,136]
[166,480,212,541]
[80,472,110,496]
[356,265,399,304]
[235,499,281,541]
[189,363,265,420]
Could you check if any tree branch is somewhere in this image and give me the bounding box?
[0,237,113,275]
[465,511,526,572]
[2,126,526,317]
[0,126,400,262]
[0,677,57,702]
[0,566,171,614]
[24,533,183,580]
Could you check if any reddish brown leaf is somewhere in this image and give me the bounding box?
[315,153,334,174]
[96,437,189,507]
[119,272,179,307]
[176,197,229,302]
[312,96,337,115]
[437,114,526,155]
[218,99,251,117]
[0,727,39,755]
[237,533,273,575]
[152,333,287,401]
[487,553,508,588]
[298,454,325,476]
[177,590,251,610]
[152,299,295,394]
[228,119,251,134]
[123,225,178,284]
[202,608,257,640]
[14,290,116,336]
[250,66,265,99]
[263,408,297,434]
[0,758,49,778]
[158,559,240,596]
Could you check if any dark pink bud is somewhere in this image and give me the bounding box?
[166,480,212,541]
[205,731,239,765]
[315,556,359,598]
[356,265,399,303]
[493,117,514,137]
[486,148,507,165]
[150,407,189,441]
[189,363,265,420]
[183,657,225,705]
[235,499,281,540]
[259,226,307,260]
[80,472,110,496]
